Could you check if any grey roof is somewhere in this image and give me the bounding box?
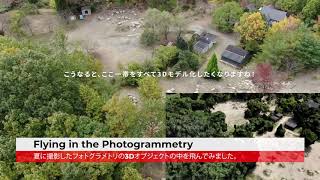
[221,45,249,64]
[260,5,287,22]
[200,32,217,44]
[270,115,280,121]
[285,118,298,129]
[194,41,209,51]
[246,4,257,12]
[306,100,320,109]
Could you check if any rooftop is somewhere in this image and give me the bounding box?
[260,5,287,22]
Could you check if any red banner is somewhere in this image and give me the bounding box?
[16,151,304,163]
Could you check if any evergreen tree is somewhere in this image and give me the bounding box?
[206,53,221,80]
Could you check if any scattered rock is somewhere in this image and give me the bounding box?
[166,88,175,93]
[279,163,285,168]
[97,16,104,21]
[281,178,287,180]
[263,169,272,177]
[298,167,305,172]
[307,170,314,176]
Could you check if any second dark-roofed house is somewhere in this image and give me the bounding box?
[193,32,217,54]
[245,4,257,12]
[221,45,250,68]
[260,5,287,26]
[284,118,298,131]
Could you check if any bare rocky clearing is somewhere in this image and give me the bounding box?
[67,9,152,73]
[251,142,320,180]
[212,101,249,131]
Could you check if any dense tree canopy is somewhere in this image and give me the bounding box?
[166,94,256,179]
[212,2,244,32]
[0,33,160,178]
[255,26,320,72]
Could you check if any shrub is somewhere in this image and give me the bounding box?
[121,62,144,86]
[172,50,199,71]
[176,36,188,50]
[275,124,285,137]
[140,28,158,46]
[301,129,318,146]
[153,45,179,71]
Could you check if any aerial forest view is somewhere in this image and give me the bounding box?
[166,93,320,179]
[0,0,319,179]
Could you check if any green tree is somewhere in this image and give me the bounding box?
[0,35,116,179]
[153,45,179,71]
[275,124,286,137]
[206,53,221,80]
[144,8,174,41]
[176,36,188,50]
[172,50,200,71]
[212,2,244,32]
[122,166,143,180]
[140,28,158,46]
[245,99,269,118]
[255,26,320,72]
[138,76,162,100]
[276,0,307,14]
[301,129,318,146]
[302,0,320,23]
[103,95,139,137]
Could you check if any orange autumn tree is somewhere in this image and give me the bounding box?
[235,12,267,51]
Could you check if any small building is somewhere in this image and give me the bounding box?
[221,45,250,68]
[260,5,287,26]
[81,6,92,16]
[193,32,217,54]
[284,118,298,131]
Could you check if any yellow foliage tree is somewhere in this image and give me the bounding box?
[235,12,267,43]
[268,16,302,36]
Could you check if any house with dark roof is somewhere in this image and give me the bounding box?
[245,4,257,12]
[220,45,250,68]
[260,5,287,26]
[284,118,298,131]
[193,32,217,54]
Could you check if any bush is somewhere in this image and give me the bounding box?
[121,62,144,86]
[176,36,188,50]
[275,124,285,137]
[140,28,158,46]
[147,0,177,11]
[245,99,269,118]
[301,129,318,146]
[278,97,298,113]
[172,50,199,71]
[153,45,179,71]
[233,124,253,137]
